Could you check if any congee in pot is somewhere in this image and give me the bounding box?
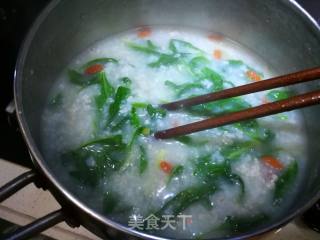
[41,26,306,238]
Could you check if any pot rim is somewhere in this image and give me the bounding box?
[13,0,320,239]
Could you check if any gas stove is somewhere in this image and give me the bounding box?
[0,0,319,239]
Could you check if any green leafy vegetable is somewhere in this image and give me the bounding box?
[174,135,209,146]
[80,134,123,148]
[120,77,132,86]
[108,86,131,123]
[194,155,245,201]
[235,120,275,142]
[149,54,181,68]
[146,40,158,49]
[139,145,148,174]
[128,127,144,147]
[189,97,251,117]
[234,120,259,139]
[95,72,115,110]
[68,69,100,86]
[164,80,179,90]
[127,40,160,55]
[276,114,289,120]
[128,39,204,69]
[174,136,193,145]
[110,116,129,131]
[194,155,229,180]
[228,60,244,66]
[62,135,126,186]
[68,57,117,87]
[120,127,145,172]
[130,107,141,128]
[169,39,204,55]
[221,141,254,161]
[68,70,115,134]
[81,58,118,70]
[131,102,167,119]
[228,174,245,202]
[167,165,184,184]
[165,80,204,97]
[132,102,148,108]
[200,197,214,210]
[189,56,211,77]
[220,124,274,162]
[146,104,167,118]
[266,89,291,102]
[219,213,269,233]
[274,161,298,205]
[156,184,217,216]
[201,67,224,91]
[93,72,115,134]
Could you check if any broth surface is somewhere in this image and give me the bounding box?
[41,26,306,238]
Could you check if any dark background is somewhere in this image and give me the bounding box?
[0,0,319,166]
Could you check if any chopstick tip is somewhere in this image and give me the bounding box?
[154,131,166,139]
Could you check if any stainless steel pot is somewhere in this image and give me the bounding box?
[1,0,320,239]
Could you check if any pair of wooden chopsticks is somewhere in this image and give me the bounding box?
[154,66,320,139]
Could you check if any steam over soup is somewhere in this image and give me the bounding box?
[42,26,306,239]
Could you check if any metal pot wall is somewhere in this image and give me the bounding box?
[1,0,320,239]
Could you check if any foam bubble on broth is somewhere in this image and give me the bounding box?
[41,26,306,238]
